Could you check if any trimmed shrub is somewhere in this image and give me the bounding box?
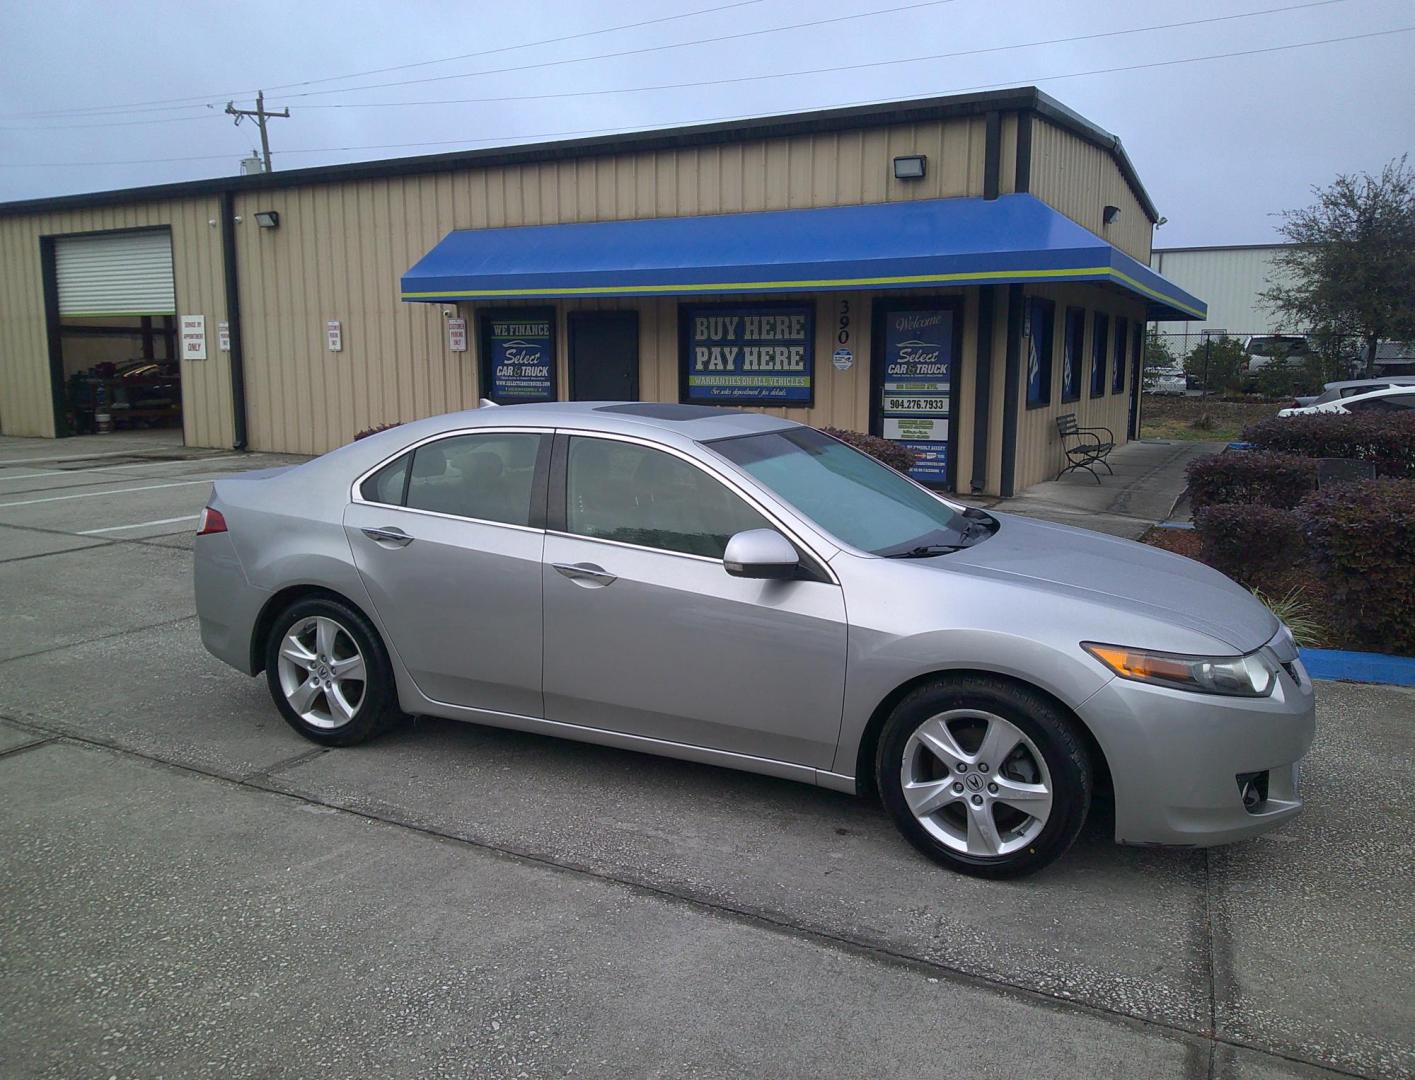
[820,427,917,473]
[1242,412,1415,478]
[1193,504,1305,587]
[1301,478,1415,654]
[1186,450,1316,511]
[354,421,405,441]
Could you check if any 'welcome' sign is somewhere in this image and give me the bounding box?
[680,302,814,406]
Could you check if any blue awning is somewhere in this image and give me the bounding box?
[401,193,1205,320]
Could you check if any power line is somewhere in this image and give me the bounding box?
[295,0,1357,112]
[0,0,1354,130]
[3,0,769,119]
[6,0,966,121]
[3,25,1409,170]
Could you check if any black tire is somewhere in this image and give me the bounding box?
[263,596,400,747]
[876,675,1091,879]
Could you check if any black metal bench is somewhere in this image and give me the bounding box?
[1055,413,1115,483]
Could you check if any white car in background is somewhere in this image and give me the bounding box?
[1278,384,1415,417]
[1145,367,1187,395]
[1290,376,1415,409]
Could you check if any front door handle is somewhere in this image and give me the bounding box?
[362,526,414,547]
[552,561,616,587]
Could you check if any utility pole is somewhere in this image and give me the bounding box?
[225,91,289,173]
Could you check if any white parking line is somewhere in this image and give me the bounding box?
[0,453,246,483]
[78,514,201,535]
[0,478,216,509]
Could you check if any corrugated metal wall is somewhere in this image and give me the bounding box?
[1149,246,1294,353]
[230,119,991,454]
[1028,119,1151,264]
[0,198,234,446]
[1,109,1156,498]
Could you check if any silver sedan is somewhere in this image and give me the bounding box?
[194,402,1315,877]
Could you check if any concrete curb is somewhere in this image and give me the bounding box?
[1300,648,1415,687]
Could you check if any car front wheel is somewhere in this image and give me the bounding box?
[264,597,400,746]
[877,675,1092,878]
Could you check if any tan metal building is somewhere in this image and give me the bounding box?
[0,87,1203,496]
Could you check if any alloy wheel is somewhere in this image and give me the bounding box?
[276,616,367,730]
[900,709,1053,858]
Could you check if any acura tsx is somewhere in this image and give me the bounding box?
[194,402,1315,877]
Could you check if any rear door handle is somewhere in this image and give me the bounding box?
[552,561,616,587]
[362,526,414,547]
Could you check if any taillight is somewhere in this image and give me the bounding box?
[197,506,228,536]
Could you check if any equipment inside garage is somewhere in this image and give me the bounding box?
[50,229,181,435]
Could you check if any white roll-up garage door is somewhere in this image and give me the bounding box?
[54,230,175,318]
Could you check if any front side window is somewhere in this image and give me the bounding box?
[362,431,544,527]
[710,427,984,558]
[1091,313,1109,398]
[564,437,770,558]
[1347,393,1415,413]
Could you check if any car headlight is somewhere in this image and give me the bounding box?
[1082,642,1278,697]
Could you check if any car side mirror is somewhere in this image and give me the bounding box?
[723,529,800,579]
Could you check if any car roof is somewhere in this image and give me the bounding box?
[1325,376,1415,391]
[404,400,801,442]
[1338,385,1414,403]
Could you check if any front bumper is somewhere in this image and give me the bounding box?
[1078,648,1316,847]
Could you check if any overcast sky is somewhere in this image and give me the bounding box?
[1,0,1411,246]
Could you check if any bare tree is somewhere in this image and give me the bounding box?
[1262,156,1415,376]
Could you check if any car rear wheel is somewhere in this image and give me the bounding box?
[877,675,1091,878]
[264,597,399,746]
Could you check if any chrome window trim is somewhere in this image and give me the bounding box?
[349,425,551,533]
[554,426,841,586]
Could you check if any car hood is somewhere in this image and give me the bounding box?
[939,513,1277,652]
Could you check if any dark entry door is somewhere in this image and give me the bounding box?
[569,311,639,401]
[870,297,962,490]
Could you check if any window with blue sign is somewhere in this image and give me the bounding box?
[872,299,957,487]
[679,301,814,406]
[479,308,557,405]
[1091,312,1109,398]
[1025,297,1055,409]
[1062,307,1084,402]
[1113,316,1128,394]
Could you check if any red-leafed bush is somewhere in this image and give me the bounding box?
[1193,504,1305,586]
[354,421,405,441]
[1301,478,1415,654]
[1241,412,1415,478]
[820,427,917,473]
[1186,450,1316,511]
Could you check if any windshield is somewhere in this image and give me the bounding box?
[707,427,987,557]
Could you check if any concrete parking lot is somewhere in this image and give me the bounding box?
[0,431,1411,1079]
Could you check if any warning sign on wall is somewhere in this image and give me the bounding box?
[180,315,207,361]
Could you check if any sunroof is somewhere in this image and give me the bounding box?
[595,403,740,420]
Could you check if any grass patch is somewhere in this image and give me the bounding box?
[1140,396,1282,442]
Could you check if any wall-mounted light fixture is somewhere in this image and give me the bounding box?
[893,155,927,180]
[254,210,280,229]
[1102,205,1121,225]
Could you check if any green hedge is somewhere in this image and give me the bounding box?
[1242,412,1415,478]
[1193,505,1305,587]
[1302,478,1415,654]
[1186,450,1316,511]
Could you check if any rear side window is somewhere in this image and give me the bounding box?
[361,432,544,527]
[360,454,409,504]
[564,436,770,558]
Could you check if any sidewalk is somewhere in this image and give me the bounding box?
[970,439,1224,538]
